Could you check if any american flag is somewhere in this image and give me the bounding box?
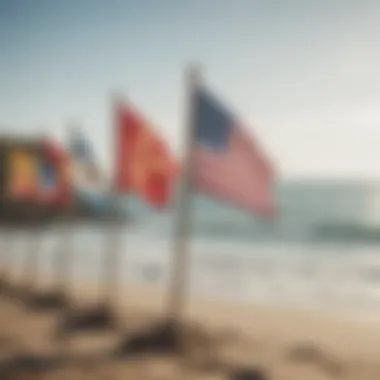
[192,87,276,218]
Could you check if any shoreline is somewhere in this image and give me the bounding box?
[5,235,380,322]
[9,266,380,323]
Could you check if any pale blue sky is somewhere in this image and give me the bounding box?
[1,0,380,179]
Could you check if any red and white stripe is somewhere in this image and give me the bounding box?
[193,125,275,218]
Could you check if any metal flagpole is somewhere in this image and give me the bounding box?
[24,227,43,297]
[54,221,73,353]
[53,124,77,302]
[0,229,8,281]
[102,217,123,310]
[101,92,124,311]
[54,221,73,302]
[167,64,202,322]
[0,228,12,291]
[0,229,3,283]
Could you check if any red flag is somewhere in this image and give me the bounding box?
[193,88,276,218]
[115,104,177,208]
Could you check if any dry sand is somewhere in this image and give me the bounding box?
[0,279,379,379]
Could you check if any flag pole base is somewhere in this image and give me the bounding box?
[112,317,182,358]
[22,289,70,312]
[55,303,119,337]
[0,276,23,300]
[0,276,24,301]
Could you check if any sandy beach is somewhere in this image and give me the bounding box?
[0,278,379,380]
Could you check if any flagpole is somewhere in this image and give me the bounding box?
[53,124,77,303]
[54,218,73,302]
[0,229,9,281]
[0,229,4,284]
[167,64,201,322]
[102,216,122,309]
[101,91,123,311]
[24,226,43,298]
[0,228,12,292]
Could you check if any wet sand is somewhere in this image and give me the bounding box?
[0,279,379,379]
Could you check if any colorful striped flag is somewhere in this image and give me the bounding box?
[192,87,276,218]
[7,149,37,199]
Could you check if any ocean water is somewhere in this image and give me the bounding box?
[5,180,380,320]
